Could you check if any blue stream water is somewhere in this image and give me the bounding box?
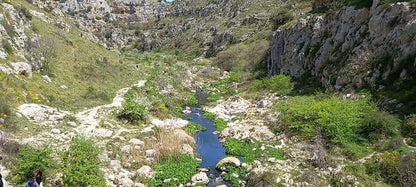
[185,107,232,186]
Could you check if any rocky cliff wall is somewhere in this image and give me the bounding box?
[269,1,416,93]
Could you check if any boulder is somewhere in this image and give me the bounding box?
[110,160,121,169]
[136,165,153,178]
[51,128,61,134]
[180,144,194,155]
[191,172,209,184]
[121,145,131,153]
[146,149,156,161]
[129,138,144,145]
[216,157,240,168]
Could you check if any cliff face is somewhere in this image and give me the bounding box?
[269,1,416,89]
[268,1,416,112]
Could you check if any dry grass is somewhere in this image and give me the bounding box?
[120,127,196,168]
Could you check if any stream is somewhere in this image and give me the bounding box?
[185,107,232,187]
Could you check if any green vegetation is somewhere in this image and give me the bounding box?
[186,93,198,107]
[183,121,206,135]
[213,118,229,131]
[119,88,147,123]
[203,111,229,131]
[13,145,53,184]
[148,154,200,187]
[62,135,106,187]
[277,93,404,160]
[251,74,292,95]
[271,10,294,30]
[278,95,376,144]
[203,111,216,120]
[223,138,284,163]
[218,163,247,187]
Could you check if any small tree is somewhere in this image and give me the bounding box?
[62,135,106,187]
[28,36,57,75]
[14,145,52,184]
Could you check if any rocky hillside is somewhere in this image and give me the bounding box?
[1,0,416,187]
[268,0,416,113]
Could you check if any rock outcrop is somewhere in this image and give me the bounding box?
[268,2,416,91]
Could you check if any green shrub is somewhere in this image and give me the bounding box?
[183,121,206,135]
[186,93,198,107]
[14,145,53,184]
[3,40,13,54]
[359,111,400,143]
[279,95,376,145]
[251,74,292,95]
[62,135,106,187]
[119,89,147,122]
[229,71,241,82]
[271,10,294,30]
[214,118,229,131]
[203,111,216,120]
[148,154,200,186]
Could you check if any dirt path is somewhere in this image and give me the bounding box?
[15,80,146,147]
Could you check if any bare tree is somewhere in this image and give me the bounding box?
[28,36,57,75]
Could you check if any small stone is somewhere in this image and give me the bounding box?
[24,127,28,131]
[163,178,171,183]
[51,128,61,134]
[108,174,115,181]
[113,178,119,185]
[136,165,153,178]
[129,138,144,145]
[135,183,146,187]
[146,149,156,158]
[110,160,121,169]
[43,75,52,82]
[67,121,77,127]
[60,85,68,89]
[121,145,131,153]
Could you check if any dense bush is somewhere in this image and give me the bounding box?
[279,95,377,145]
[62,135,106,187]
[271,10,294,30]
[119,89,147,122]
[359,111,400,143]
[148,154,200,186]
[186,93,198,107]
[14,145,52,184]
[251,74,292,95]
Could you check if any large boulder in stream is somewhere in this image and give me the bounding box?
[216,157,241,169]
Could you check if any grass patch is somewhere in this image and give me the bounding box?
[251,74,292,95]
[217,163,247,187]
[148,154,200,187]
[223,138,284,163]
[183,121,206,135]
